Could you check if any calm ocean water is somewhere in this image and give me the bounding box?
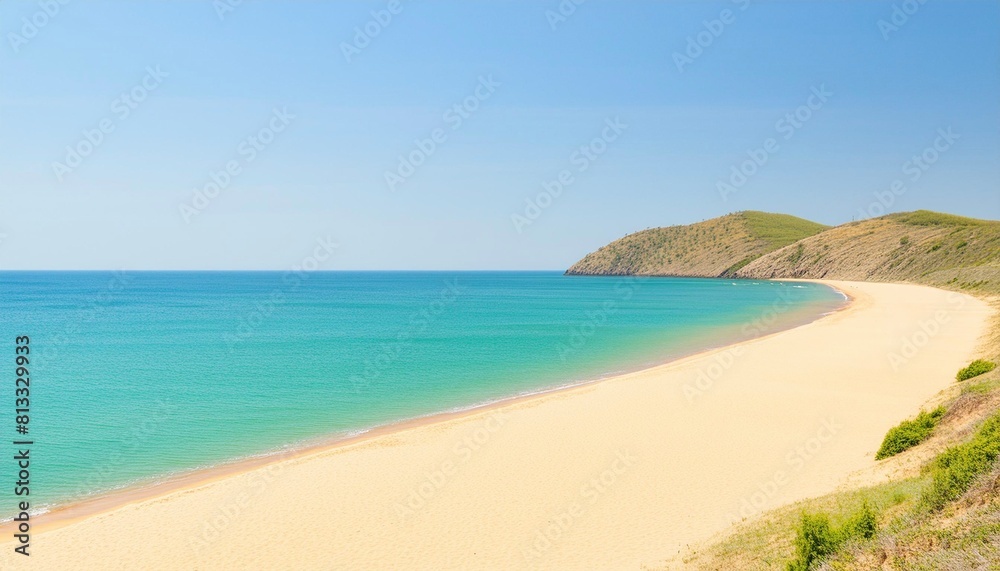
[0,271,844,516]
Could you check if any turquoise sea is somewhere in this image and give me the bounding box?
[0,271,844,517]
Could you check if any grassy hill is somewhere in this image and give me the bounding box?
[736,211,1000,294]
[565,211,829,277]
[567,210,1000,295]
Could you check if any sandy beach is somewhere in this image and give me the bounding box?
[1,280,992,570]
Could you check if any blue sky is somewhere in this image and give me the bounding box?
[1,0,997,270]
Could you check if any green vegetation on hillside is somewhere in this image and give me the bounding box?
[567,209,1000,294]
[957,359,997,382]
[565,211,828,277]
[742,211,830,251]
[678,409,1000,571]
[875,407,945,460]
[895,210,988,227]
[738,211,1000,294]
[786,503,878,571]
[921,412,1000,511]
[674,333,1000,571]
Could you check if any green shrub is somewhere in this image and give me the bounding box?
[786,503,879,571]
[956,359,997,382]
[875,407,946,460]
[840,501,879,541]
[787,513,837,571]
[921,413,1000,511]
[900,236,910,245]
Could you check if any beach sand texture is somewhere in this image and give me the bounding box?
[1,281,992,570]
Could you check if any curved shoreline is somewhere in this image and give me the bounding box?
[5,280,990,569]
[1,280,850,536]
